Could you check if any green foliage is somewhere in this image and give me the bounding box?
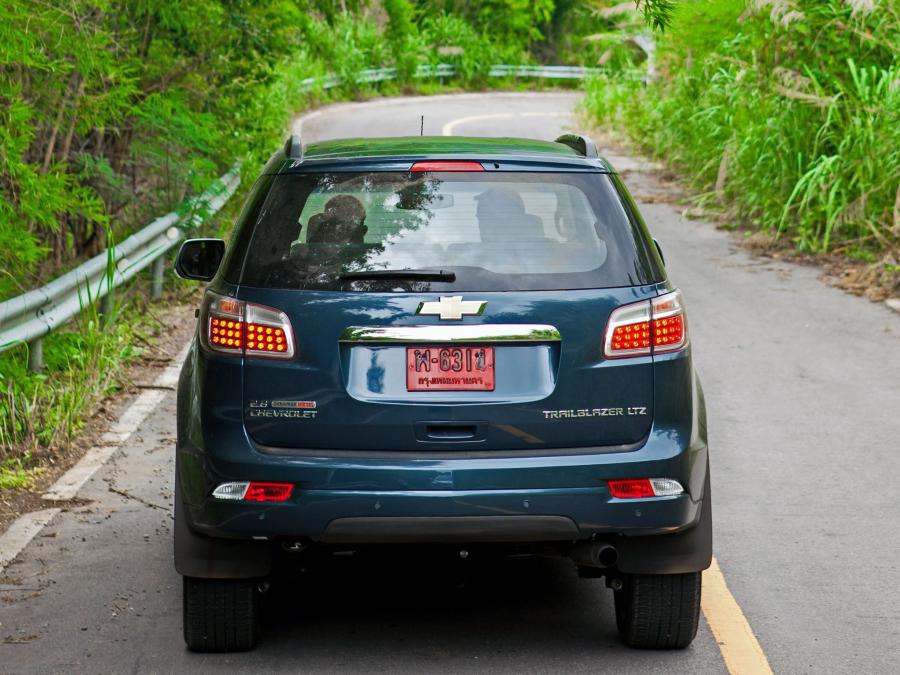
[635,0,677,31]
[418,0,556,47]
[584,0,900,257]
[0,290,139,457]
[0,455,43,490]
[419,12,529,84]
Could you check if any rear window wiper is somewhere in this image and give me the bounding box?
[339,269,456,281]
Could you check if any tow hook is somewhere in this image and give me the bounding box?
[281,538,309,553]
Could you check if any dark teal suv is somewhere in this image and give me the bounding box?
[174,134,712,652]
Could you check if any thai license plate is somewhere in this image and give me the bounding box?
[406,346,495,391]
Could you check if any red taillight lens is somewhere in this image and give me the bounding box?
[246,323,288,354]
[653,314,684,348]
[608,479,655,499]
[201,291,295,359]
[244,482,294,502]
[410,161,485,172]
[210,317,244,350]
[608,478,684,498]
[603,289,688,358]
[610,320,651,352]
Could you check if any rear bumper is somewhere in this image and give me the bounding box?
[178,415,709,539]
[176,433,712,578]
[185,484,701,541]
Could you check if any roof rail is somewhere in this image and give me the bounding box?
[284,134,303,161]
[554,133,598,159]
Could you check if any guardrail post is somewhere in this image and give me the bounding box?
[151,256,164,299]
[100,292,113,323]
[28,338,44,373]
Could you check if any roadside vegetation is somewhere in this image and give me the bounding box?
[583,0,900,297]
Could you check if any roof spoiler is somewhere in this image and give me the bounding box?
[284,134,303,161]
[554,134,598,159]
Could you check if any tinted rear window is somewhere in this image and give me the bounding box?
[234,172,662,291]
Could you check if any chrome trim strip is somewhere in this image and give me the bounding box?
[340,324,561,343]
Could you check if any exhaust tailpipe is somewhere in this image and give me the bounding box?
[571,542,618,569]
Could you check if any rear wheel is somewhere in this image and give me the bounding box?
[182,577,259,652]
[613,572,701,649]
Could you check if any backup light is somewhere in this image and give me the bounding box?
[212,482,250,500]
[607,478,684,499]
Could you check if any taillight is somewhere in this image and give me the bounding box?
[608,478,684,499]
[211,481,294,502]
[603,289,688,359]
[201,291,295,359]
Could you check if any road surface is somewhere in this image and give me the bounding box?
[2,92,899,674]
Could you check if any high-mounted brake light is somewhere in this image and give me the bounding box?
[603,289,688,359]
[410,161,485,172]
[202,291,295,359]
[608,478,684,499]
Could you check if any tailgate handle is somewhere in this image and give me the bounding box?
[425,424,477,440]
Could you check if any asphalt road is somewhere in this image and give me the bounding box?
[2,92,899,674]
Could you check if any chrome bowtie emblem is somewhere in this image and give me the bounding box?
[416,296,487,320]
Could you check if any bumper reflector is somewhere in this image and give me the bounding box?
[211,481,295,502]
[608,478,684,499]
[244,482,294,502]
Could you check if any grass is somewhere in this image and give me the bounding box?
[0,455,44,490]
[0,282,155,473]
[581,0,900,275]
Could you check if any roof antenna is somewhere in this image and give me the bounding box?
[420,115,424,136]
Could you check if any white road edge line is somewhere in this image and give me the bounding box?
[42,341,191,502]
[0,340,191,572]
[0,509,61,573]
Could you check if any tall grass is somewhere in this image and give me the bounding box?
[0,288,140,458]
[583,0,900,261]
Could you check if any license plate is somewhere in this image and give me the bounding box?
[406,346,495,391]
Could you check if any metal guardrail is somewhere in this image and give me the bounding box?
[313,63,627,89]
[0,169,240,370]
[0,61,639,372]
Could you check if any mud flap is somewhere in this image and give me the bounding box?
[614,467,712,575]
[174,473,273,579]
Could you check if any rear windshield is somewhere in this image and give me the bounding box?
[234,172,662,291]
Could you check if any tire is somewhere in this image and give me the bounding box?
[183,576,259,652]
[613,571,701,649]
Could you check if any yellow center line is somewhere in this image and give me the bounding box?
[703,557,774,675]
